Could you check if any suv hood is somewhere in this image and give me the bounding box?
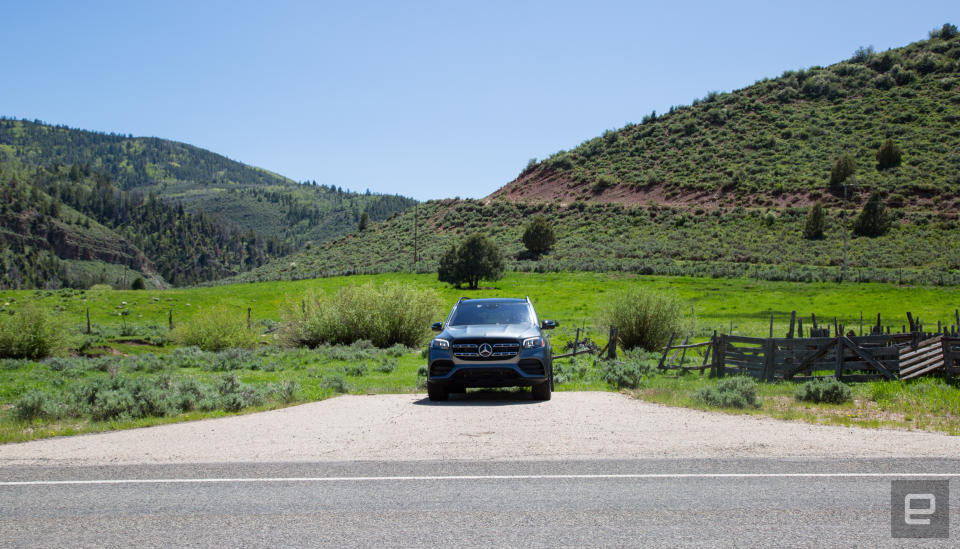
[444,324,540,340]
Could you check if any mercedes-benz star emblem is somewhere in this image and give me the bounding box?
[478,343,493,358]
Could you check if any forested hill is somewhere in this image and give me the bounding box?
[0,157,287,289]
[0,119,417,249]
[492,24,960,210]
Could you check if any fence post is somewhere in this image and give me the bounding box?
[763,338,776,381]
[787,311,796,339]
[607,326,618,360]
[658,333,675,369]
[86,307,91,334]
[834,337,844,381]
[715,334,727,378]
[168,308,174,331]
[247,307,252,330]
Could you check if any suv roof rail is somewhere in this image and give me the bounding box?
[456,297,468,304]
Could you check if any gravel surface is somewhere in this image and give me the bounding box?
[2,392,960,466]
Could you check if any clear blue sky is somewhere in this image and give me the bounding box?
[2,1,956,200]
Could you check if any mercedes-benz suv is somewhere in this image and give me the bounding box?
[427,297,557,401]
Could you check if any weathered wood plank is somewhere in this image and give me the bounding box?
[900,354,945,377]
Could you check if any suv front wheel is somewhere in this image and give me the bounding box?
[531,381,551,401]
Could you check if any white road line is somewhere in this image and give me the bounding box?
[2,472,959,486]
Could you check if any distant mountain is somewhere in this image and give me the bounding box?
[0,119,417,249]
[492,24,960,210]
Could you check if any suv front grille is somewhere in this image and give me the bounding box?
[452,340,520,361]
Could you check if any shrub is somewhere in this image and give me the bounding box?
[131,277,146,290]
[13,390,57,421]
[795,378,852,404]
[602,356,654,389]
[593,174,617,193]
[597,287,687,351]
[280,283,441,348]
[438,234,505,289]
[344,362,368,377]
[853,192,891,237]
[322,374,349,393]
[169,305,258,351]
[829,154,856,186]
[803,202,826,240]
[522,215,556,255]
[0,304,70,359]
[694,377,760,409]
[875,138,902,170]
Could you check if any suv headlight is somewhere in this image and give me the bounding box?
[431,338,450,350]
[522,337,545,349]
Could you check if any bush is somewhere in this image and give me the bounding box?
[322,374,349,393]
[131,277,146,290]
[694,377,760,409]
[875,138,902,170]
[853,192,892,237]
[803,202,826,240]
[795,378,852,404]
[169,305,258,351]
[13,390,58,421]
[597,287,687,351]
[0,304,71,359]
[280,283,441,348]
[593,174,617,193]
[522,215,556,255]
[602,356,654,389]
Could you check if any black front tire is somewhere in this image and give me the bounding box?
[427,382,449,402]
[532,381,551,401]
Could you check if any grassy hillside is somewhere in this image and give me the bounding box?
[0,119,416,249]
[493,25,960,209]
[224,198,960,286]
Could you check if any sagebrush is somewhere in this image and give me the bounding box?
[280,282,441,348]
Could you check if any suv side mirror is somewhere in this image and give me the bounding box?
[541,320,558,330]
[431,322,443,332]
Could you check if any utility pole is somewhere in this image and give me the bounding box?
[413,202,419,266]
[841,182,848,282]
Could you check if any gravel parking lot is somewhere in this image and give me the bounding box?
[2,392,960,466]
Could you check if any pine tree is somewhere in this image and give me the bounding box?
[803,202,826,240]
[829,155,856,187]
[853,192,891,237]
[875,139,902,170]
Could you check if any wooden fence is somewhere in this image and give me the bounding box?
[658,310,960,382]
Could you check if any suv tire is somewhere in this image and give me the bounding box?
[531,381,551,401]
[427,382,449,402]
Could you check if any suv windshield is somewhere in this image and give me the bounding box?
[449,302,532,326]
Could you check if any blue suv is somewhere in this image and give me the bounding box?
[427,297,557,401]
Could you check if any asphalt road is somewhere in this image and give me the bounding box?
[2,458,959,548]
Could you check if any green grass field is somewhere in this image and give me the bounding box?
[3,272,960,442]
[6,272,959,344]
